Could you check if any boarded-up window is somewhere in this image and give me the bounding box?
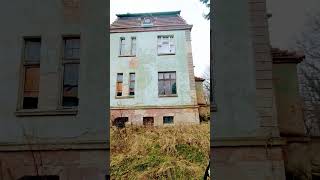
[62,37,80,107]
[158,72,176,96]
[158,35,175,55]
[22,38,41,109]
[116,73,123,96]
[129,73,135,96]
[163,116,174,124]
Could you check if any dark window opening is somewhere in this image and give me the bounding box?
[113,117,128,128]
[143,117,154,126]
[62,37,80,107]
[163,116,174,124]
[23,97,38,109]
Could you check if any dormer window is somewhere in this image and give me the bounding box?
[141,17,153,27]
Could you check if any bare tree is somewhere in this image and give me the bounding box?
[201,66,211,105]
[199,0,211,20]
[296,12,320,136]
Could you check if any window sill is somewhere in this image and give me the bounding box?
[158,53,176,56]
[159,95,178,98]
[118,55,136,57]
[115,95,135,99]
[15,109,78,117]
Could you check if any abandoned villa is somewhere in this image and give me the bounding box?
[110,11,208,126]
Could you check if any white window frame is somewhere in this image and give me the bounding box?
[157,35,175,55]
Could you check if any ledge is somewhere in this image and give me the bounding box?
[118,55,136,57]
[159,95,178,98]
[211,137,286,147]
[115,95,135,99]
[0,141,109,151]
[15,109,78,117]
[158,53,176,56]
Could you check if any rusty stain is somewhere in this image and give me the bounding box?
[129,57,138,68]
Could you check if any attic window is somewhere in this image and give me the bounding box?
[141,17,153,27]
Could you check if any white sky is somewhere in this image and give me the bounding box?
[267,0,320,49]
[110,0,210,77]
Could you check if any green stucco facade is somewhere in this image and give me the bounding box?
[110,30,195,107]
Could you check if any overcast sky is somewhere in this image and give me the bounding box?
[110,0,210,77]
[267,0,320,49]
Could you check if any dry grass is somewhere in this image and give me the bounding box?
[110,123,210,180]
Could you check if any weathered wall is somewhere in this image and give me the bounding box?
[111,107,200,126]
[0,150,107,179]
[273,63,305,135]
[0,0,109,177]
[110,30,196,107]
[212,146,286,180]
[0,0,108,146]
[211,0,286,179]
[212,0,258,138]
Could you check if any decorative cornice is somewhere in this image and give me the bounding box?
[271,48,305,64]
[111,105,199,110]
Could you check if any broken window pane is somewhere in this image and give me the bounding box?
[131,37,136,56]
[129,73,135,95]
[171,82,177,94]
[158,80,165,95]
[62,64,79,107]
[164,73,170,79]
[163,116,174,124]
[116,73,123,96]
[120,37,125,56]
[158,73,164,80]
[23,66,40,109]
[64,37,80,59]
[24,38,41,62]
[117,73,123,82]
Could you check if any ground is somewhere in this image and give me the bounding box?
[110,123,210,179]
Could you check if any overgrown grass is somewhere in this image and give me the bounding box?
[110,123,210,180]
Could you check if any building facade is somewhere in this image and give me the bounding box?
[0,0,108,179]
[110,11,200,126]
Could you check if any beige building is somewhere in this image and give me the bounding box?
[0,0,109,179]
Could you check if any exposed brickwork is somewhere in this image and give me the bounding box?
[249,0,279,136]
[111,107,200,126]
[185,30,198,106]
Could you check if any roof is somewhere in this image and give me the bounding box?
[195,76,205,81]
[110,10,192,33]
[272,48,305,64]
[116,11,181,17]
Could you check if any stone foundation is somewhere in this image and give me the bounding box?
[111,106,200,126]
[0,150,108,179]
[211,146,286,180]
